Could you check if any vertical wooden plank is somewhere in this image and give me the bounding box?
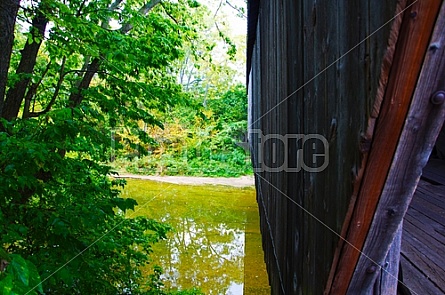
[247,0,409,294]
[302,1,314,293]
[285,0,305,293]
[375,225,402,293]
[325,0,406,292]
[279,0,291,292]
[307,0,342,292]
[259,1,286,293]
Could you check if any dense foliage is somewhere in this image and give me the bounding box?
[0,0,233,293]
[0,111,177,294]
[114,84,251,177]
[109,1,250,177]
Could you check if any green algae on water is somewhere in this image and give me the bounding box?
[121,179,270,295]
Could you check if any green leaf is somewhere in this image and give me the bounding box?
[0,274,13,294]
[9,254,29,286]
[113,197,138,212]
[26,260,43,294]
[4,164,15,173]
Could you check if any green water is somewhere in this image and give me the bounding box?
[121,179,270,295]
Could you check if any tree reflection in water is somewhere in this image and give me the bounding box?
[122,179,269,294]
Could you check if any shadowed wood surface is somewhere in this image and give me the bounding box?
[345,1,445,292]
[248,1,398,293]
[401,159,445,295]
[247,0,445,293]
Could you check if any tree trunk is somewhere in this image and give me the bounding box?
[0,0,20,116]
[68,57,101,107]
[2,10,48,120]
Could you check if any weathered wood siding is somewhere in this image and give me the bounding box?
[247,1,398,294]
[342,2,445,291]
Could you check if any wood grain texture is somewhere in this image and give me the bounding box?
[330,1,443,293]
[377,226,402,294]
[346,1,445,293]
[400,255,442,295]
[248,0,398,294]
[325,0,407,291]
[401,167,445,294]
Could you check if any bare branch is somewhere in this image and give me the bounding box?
[41,57,66,114]
[159,1,179,25]
[75,0,87,17]
[120,0,161,33]
[109,0,124,11]
[225,0,246,19]
[139,0,162,16]
[101,0,124,29]
[22,60,52,118]
[29,66,123,117]
[213,0,223,18]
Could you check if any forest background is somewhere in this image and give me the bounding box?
[111,0,251,177]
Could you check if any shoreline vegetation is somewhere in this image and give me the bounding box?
[109,84,252,178]
[114,173,255,187]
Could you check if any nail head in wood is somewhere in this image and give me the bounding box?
[387,208,396,216]
[366,265,377,274]
[431,91,445,105]
[429,42,440,51]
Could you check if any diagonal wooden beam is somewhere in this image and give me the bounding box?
[348,1,445,292]
[327,0,443,294]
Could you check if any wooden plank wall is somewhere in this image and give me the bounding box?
[248,1,398,294]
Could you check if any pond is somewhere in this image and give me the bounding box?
[121,179,270,295]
